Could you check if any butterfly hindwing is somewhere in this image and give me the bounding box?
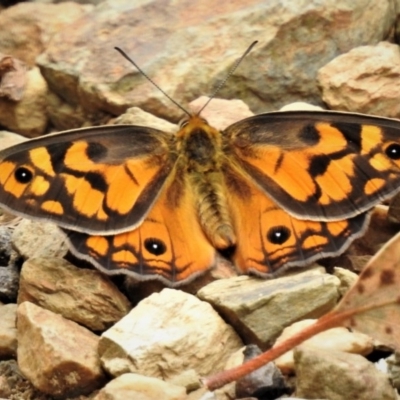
[223,162,370,277]
[62,170,217,286]
[224,110,400,221]
[0,125,175,234]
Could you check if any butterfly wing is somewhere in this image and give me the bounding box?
[0,125,176,234]
[223,162,369,276]
[224,110,400,220]
[62,172,216,286]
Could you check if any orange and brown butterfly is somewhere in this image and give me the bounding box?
[1,50,400,287]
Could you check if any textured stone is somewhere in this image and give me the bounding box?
[36,0,395,128]
[333,267,358,297]
[18,257,131,331]
[318,42,400,117]
[275,319,374,374]
[0,304,17,359]
[17,301,105,397]
[235,344,288,398]
[0,130,26,151]
[188,96,254,131]
[197,268,340,347]
[295,346,396,400]
[99,288,243,380]
[12,219,68,260]
[114,106,177,133]
[93,373,186,400]
[0,2,93,66]
[0,67,48,137]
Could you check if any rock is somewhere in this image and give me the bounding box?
[0,226,19,302]
[386,352,400,391]
[17,301,105,397]
[36,0,395,126]
[0,303,17,359]
[93,373,186,400]
[388,193,400,224]
[279,102,324,111]
[275,319,374,374]
[17,257,131,331]
[318,41,400,117]
[188,97,254,131]
[294,346,396,400]
[0,2,93,66]
[0,53,27,101]
[12,219,68,260]
[46,90,97,131]
[0,130,26,150]
[114,106,177,133]
[197,268,340,347]
[0,67,48,137]
[169,369,201,392]
[99,288,243,380]
[235,344,288,399]
[333,267,358,296]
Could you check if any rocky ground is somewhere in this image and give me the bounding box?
[1,0,400,399]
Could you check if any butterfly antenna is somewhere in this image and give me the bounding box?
[197,40,258,115]
[114,46,191,117]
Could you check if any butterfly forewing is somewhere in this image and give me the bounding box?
[0,125,176,234]
[224,110,400,221]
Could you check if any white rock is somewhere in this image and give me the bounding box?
[99,288,243,380]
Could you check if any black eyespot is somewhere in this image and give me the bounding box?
[14,167,33,184]
[386,143,400,160]
[144,238,167,256]
[267,226,291,245]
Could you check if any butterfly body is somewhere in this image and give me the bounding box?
[1,110,400,286]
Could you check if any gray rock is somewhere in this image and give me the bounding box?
[197,268,340,347]
[294,346,396,400]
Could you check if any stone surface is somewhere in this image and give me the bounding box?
[17,257,131,331]
[0,303,17,359]
[197,268,340,347]
[0,2,93,66]
[114,106,177,133]
[388,193,400,224]
[318,41,400,117]
[0,67,48,137]
[0,130,27,150]
[12,219,68,260]
[0,226,19,302]
[188,96,254,131]
[36,0,395,127]
[294,346,396,400]
[275,319,374,374]
[333,267,358,297]
[235,344,288,399]
[93,373,186,400]
[99,288,243,380]
[17,301,105,397]
[387,352,400,391]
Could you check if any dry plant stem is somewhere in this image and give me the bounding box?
[203,308,355,391]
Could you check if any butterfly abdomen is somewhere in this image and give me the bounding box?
[191,172,236,250]
[177,116,236,250]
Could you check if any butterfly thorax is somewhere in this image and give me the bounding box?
[175,116,236,249]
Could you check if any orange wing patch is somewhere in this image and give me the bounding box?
[226,111,400,220]
[63,175,216,286]
[223,163,369,277]
[0,125,174,234]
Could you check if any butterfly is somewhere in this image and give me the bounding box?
[1,109,400,286]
